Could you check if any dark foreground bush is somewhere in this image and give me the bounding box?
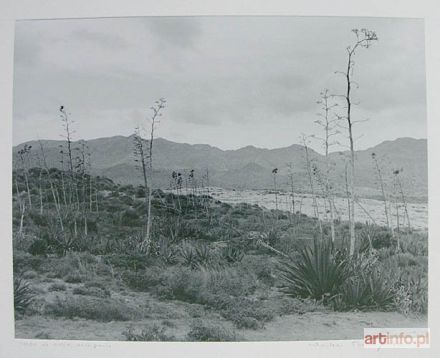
[278,240,350,301]
[330,270,395,311]
[186,320,241,341]
[14,276,35,314]
[46,296,136,321]
[123,325,175,341]
[220,297,276,329]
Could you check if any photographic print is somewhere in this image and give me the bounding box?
[12,16,428,341]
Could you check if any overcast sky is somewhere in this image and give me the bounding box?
[13,16,426,152]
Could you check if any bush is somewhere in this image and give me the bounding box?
[331,270,395,311]
[63,270,83,283]
[400,233,428,256]
[14,276,35,314]
[46,296,136,321]
[123,325,175,341]
[222,246,244,263]
[22,270,38,279]
[122,266,163,292]
[394,270,428,315]
[179,242,213,269]
[29,239,49,256]
[239,255,276,286]
[221,298,275,329]
[72,285,111,298]
[359,225,395,250]
[104,253,154,271]
[48,282,67,292]
[13,250,45,273]
[156,265,258,306]
[186,320,240,341]
[278,240,350,301]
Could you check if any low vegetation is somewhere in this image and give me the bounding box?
[12,166,427,341]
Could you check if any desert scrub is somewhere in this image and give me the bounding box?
[278,240,402,312]
[72,285,111,298]
[220,297,276,329]
[330,270,395,311]
[186,320,241,341]
[14,275,35,314]
[63,270,83,283]
[394,269,428,315]
[48,282,67,292]
[238,254,277,286]
[21,270,38,280]
[123,325,175,341]
[278,240,351,301]
[13,250,45,274]
[122,266,163,291]
[156,265,258,305]
[45,296,137,321]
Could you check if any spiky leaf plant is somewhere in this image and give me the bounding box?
[14,275,35,314]
[278,239,351,301]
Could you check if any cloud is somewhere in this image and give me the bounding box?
[73,29,129,49]
[12,16,426,152]
[141,17,202,49]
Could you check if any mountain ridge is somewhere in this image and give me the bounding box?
[13,136,427,198]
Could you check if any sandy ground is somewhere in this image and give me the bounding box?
[15,274,427,342]
[15,310,426,342]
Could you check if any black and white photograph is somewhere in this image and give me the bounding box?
[9,14,430,344]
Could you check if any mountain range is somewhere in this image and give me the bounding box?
[13,136,428,199]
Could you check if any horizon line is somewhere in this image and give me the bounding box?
[13,134,427,155]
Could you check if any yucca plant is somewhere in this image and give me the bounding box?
[331,276,371,311]
[332,269,395,311]
[194,243,211,266]
[278,239,351,301]
[180,243,197,268]
[157,238,177,265]
[14,275,35,314]
[222,246,244,263]
[368,270,395,309]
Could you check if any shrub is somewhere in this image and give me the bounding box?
[14,276,35,314]
[221,298,275,329]
[156,265,258,306]
[63,270,82,283]
[394,270,428,315]
[179,242,213,268]
[46,296,136,321]
[29,239,49,256]
[186,320,240,341]
[48,282,67,292]
[104,253,154,271]
[13,250,45,273]
[22,270,38,280]
[34,331,51,339]
[331,269,395,311]
[278,240,350,301]
[239,255,276,286]
[122,266,163,292]
[400,233,428,256]
[72,285,111,298]
[395,253,418,267]
[123,325,175,341]
[179,244,197,268]
[157,239,178,265]
[222,246,244,263]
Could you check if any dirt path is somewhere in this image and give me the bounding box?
[242,311,427,341]
[16,310,426,341]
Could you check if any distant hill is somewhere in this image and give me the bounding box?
[13,136,427,199]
